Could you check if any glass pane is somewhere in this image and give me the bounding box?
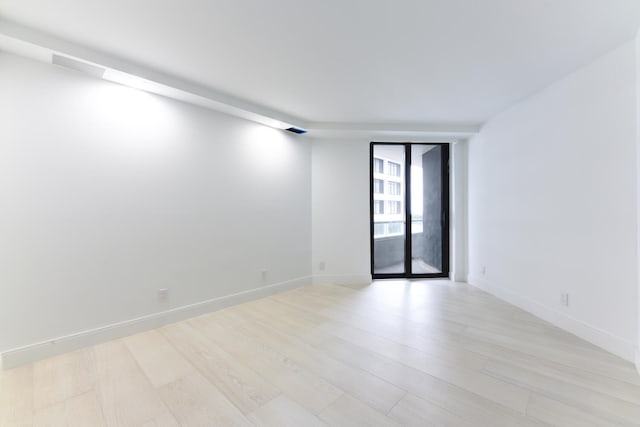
[410,145,443,273]
[372,145,405,274]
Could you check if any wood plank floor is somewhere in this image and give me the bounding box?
[2,280,640,426]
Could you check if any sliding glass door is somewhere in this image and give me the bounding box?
[370,142,449,278]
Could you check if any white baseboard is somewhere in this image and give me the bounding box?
[467,274,636,363]
[450,272,468,283]
[0,275,312,371]
[312,274,372,286]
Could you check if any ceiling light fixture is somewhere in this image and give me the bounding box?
[102,68,161,93]
[46,52,308,134]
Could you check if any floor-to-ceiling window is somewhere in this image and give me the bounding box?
[370,142,450,278]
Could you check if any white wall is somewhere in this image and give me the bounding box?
[468,40,638,361]
[636,30,640,373]
[451,141,469,282]
[311,138,372,284]
[0,52,311,364]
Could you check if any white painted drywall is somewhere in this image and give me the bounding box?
[0,52,311,355]
[451,141,469,283]
[311,137,372,284]
[636,30,640,374]
[468,40,638,360]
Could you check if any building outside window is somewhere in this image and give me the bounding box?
[387,181,401,195]
[387,200,401,214]
[372,151,405,239]
[374,179,384,194]
[388,161,401,177]
[373,158,384,174]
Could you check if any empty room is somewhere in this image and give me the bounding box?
[1,0,640,425]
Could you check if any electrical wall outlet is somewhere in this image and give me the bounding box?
[261,269,268,283]
[319,261,326,271]
[481,265,486,275]
[158,288,169,301]
[561,293,569,307]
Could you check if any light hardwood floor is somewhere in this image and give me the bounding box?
[2,280,640,426]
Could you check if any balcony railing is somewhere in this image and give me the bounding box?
[373,219,423,239]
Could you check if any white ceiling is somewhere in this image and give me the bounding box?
[1,0,639,127]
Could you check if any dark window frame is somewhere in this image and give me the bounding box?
[369,142,450,279]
